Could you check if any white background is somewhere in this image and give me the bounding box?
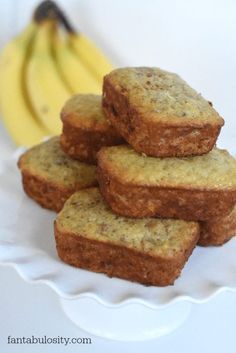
[0,0,235,352]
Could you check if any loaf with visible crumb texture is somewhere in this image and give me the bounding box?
[199,206,236,246]
[54,188,199,286]
[103,67,224,157]
[18,137,97,212]
[97,145,236,221]
[60,94,123,164]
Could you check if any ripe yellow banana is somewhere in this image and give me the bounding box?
[0,23,48,147]
[69,33,114,82]
[27,20,70,135]
[52,3,114,81]
[0,0,114,146]
[53,27,101,95]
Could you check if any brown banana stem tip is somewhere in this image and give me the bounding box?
[33,0,77,34]
[52,3,77,34]
[33,0,57,22]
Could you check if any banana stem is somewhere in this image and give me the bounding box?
[52,5,76,34]
[33,0,59,23]
[33,0,77,34]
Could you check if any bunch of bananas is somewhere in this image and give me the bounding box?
[0,0,113,146]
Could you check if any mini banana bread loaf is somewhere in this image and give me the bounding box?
[97,145,236,221]
[60,94,123,164]
[18,137,97,212]
[102,67,224,157]
[54,188,199,286]
[199,206,236,246]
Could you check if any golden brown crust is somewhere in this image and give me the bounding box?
[199,207,236,246]
[54,222,199,286]
[18,138,98,212]
[97,165,236,221]
[20,171,76,212]
[20,171,98,212]
[60,118,123,164]
[102,77,223,157]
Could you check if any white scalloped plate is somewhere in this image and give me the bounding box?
[1,150,236,310]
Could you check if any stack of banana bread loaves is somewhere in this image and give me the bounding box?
[18,67,236,286]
